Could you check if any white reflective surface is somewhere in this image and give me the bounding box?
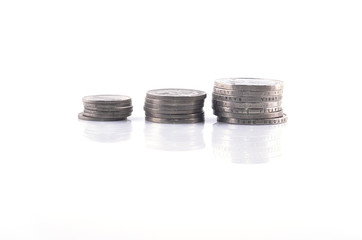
[1,115,357,240]
[212,123,285,163]
[80,120,133,143]
[144,121,205,151]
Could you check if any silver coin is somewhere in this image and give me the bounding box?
[84,108,133,116]
[83,104,133,111]
[78,112,127,121]
[212,106,282,114]
[84,106,133,112]
[214,110,284,119]
[144,102,204,111]
[83,111,131,119]
[214,78,284,91]
[145,97,205,105]
[145,116,204,124]
[212,99,282,108]
[144,106,204,115]
[146,88,206,101]
[83,95,132,104]
[213,87,283,96]
[212,93,282,102]
[217,114,288,125]
[145,112,204,119]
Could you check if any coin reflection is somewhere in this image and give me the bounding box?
[144,121,205,151]
[80,120,132,143]
[212,123,285,163]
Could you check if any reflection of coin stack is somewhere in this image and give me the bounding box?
[212,78,287,125]
[78,95,133,121]
[212,122,284,163]
[144,89,206,124]
[144,121,205,151]
[81,120,132,143]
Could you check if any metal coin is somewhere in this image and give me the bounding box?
[145,112,204,119]
[83,95,132,104]
[83,104,133,111]
[146,88,207,101]
[213,110,284,119]
[212,93,282,102]
[212,99,282,108]
[214,78,284,91]
[144,102,204,111]
[83,111,131,119]
[144,106,204,115]
[84,109,132,116]
[213,87,283,96]
[145,97,205,105]
[212,106,282,114]
[145,116,205,124]
[84,106,133,113]
[217,114,288,125]
[78,112,127,121]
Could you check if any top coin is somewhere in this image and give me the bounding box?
[83,95,132,104]
[146,88,207,101]
[214,78,284,91]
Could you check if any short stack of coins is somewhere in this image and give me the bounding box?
[212,78,287,125]
[144,88,206,124]
[78,95,133,121]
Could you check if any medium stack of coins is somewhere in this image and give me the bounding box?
[212,78,287,125]
[78,95,133,121]
[144,88,206,123]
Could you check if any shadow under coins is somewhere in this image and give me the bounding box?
[79,120,132,143]
[144,121,205,151]
[212,122,286,164]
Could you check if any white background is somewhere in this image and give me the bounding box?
[1,0,361,239]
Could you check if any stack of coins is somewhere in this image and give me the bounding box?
[78,95,133,121]
[212,78,287,125]
[144,88,206,123]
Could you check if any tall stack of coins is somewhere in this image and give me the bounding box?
[212,78,287,125]
[144,88,206,123]
[78,95,133,121]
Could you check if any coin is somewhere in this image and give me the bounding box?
[212,99,282,108]
[144,102,204,111]
[146,88,207,101]
[212,106,282,114]
[83,111,131,119]
[84,108,133,115]
[144,106,204,115]
[212,93,282,102]
[82,95,132,104]
[145,112,204,119]
[213,110,284,119]
[217,114,288,125]
[145,116,205,124]
[213,87,283,96]
[145,97,205,105]
[83,104,133,111]
[83,109,132,117]
[214,78,284,91]
[78,112,127,121]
